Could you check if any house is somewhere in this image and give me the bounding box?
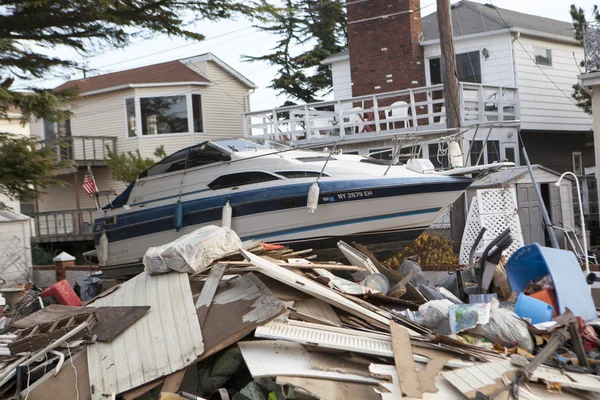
[0,106,30,213]
[29,53,256,256]
[318,1,592,171]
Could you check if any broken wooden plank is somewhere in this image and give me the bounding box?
[121,378,165,400]
[276,376,380,400]
[161,367,188,394]
[390,321,422,398]
[240,249,392,328]
[196,273,286,362]
[441,360,515,399]
[91,306,150,342]
[368,363,402,400]
[412,347,456,394]
[238,340,378,384]
[195,263,227,325]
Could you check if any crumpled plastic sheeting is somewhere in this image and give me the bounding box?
[418,299,454,334]
[471,307,534,352]
[143,225,242,275]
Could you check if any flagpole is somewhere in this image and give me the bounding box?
[87,164,101,211]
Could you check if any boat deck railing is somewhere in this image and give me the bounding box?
[243,83,519,144]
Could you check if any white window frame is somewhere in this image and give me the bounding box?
[573,151,583,175]
[534,46,552,67]
[425,49,484,86]
[125,91,205,139]
[41,118,71,140]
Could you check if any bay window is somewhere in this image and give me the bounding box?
[126,93,204,137]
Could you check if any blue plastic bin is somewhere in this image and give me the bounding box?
[505,244,597,321]
[514,292,554,324]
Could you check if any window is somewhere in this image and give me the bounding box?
[126,98,136,137]
[208,172,280,190]
[140,96,188,135]
[192,94,204,133]
[276,171,324,178]
[188,143,230,169]
[535,47,552,66]
[573,152,583,175]
[455,52,482,83]
[142,149,188,177]
[429,51,481,84]
[486,140,501,164]
[428,144,450,169]
[43,119,71,139]
[504,147,516,163]
[469,141,484,166]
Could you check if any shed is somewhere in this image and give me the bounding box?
[468,165,575,247]
[0,211,32,286]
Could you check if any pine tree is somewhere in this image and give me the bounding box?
[570,4,599,114]
[245,0,346,103]
[0,0,254,209]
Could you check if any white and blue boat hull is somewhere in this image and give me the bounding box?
[94,176,471,266]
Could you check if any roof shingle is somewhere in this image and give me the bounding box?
[54,60,210,93]
[422,1,575,41]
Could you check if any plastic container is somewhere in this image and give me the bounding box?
[514,292,553,325]
[361,273,390,295]
[40,280,82,307]
[529,289,559,317]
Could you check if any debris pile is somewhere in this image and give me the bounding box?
[0,226,599,399]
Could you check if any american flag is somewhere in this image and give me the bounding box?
[83,167,97,197]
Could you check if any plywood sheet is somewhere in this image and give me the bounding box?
[87,272,203,399]
[238,340,378,384]
[198,273,286,361]
[24,350,91,400]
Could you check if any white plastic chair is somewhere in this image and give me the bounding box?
[386,101,409,130]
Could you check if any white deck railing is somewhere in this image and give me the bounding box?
[243,83,519,144]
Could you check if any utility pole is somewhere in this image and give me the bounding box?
[436,0,465,251]
[437,0,460,129]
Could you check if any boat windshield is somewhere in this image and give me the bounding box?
[212,138,292,153]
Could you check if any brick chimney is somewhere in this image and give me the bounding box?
[347,0,425,96]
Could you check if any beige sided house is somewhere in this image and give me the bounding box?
[1,106,30,213]
[29,53,256,257]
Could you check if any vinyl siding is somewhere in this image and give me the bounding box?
[514,35,592,131]
[330,59,353,99]
[424,31,515,87]
[200,61,249,139]
[37,168,126,213]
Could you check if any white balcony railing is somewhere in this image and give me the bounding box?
[243,83,519,144]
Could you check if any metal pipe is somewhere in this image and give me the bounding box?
[521,145,560,249]
[556,172,589,276]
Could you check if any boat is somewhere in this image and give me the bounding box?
[93,137,475,267]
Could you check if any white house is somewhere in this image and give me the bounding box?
[319,1,592,173]
[29,53,256,255]
[0,106,30,213]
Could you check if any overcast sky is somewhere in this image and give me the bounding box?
[16,0,598,112]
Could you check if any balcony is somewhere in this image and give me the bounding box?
[39,136,117,168]
[30,209,97,243]
[243,83,520,144]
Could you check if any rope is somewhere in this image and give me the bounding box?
[67,344,79,400]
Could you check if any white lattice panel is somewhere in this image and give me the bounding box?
[459,187,524,265]
[460,199,482,264]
